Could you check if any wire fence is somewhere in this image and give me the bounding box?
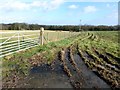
[0,29,80,57]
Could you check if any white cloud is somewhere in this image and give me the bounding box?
[0,0,64,12]
[50,0,64,9]
[0,0,64,23]
[106,4,110,8]
[31,0,64,10]
[0,0,30,11]
[68,5,78,9]
[84,6,97,13]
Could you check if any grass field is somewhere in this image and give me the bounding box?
[0,30,78,42]
[80,31,119,56]
[1,31,120,88]
[0,30,80,57]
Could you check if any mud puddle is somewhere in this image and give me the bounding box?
[17,58,73,88]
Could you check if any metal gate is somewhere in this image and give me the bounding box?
[0,31,40,57]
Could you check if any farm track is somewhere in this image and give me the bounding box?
[77,33,120,88]
[77,49,120,88]
[3,32,120,89]
[59,44,111,88]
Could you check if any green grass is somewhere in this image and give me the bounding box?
[78,31,120,57]
[90,31,119,44]
[2,34,80,78]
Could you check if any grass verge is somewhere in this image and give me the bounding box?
[2,34,80,79]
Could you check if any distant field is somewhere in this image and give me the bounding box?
[0,30,80,57]
[0,30,78,42]
[0,30,69,32]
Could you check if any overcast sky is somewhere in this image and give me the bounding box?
[0,0,119,25]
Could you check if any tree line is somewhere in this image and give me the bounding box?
[0,23,119,31]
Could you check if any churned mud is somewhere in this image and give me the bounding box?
[78,47,120,88]
[15,46,113,89]
[2,33,120,89]
[2,39,119,89]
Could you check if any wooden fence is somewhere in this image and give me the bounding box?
[0,28,80,57]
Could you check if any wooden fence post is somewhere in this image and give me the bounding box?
[18,32,20,50]
[40,27,44,45]
[57,31,59,40]
[47,32,48,42]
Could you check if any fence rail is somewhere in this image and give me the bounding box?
[0,29,80,57]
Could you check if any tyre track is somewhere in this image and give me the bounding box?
[77,48,120,88]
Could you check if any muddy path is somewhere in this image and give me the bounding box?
[16,45,112,89]
[78,48,120,88]
[17,56,73,88]
[2,33,119,89]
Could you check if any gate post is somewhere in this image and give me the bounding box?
[40,27,44,45]
[18,32,20,50]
